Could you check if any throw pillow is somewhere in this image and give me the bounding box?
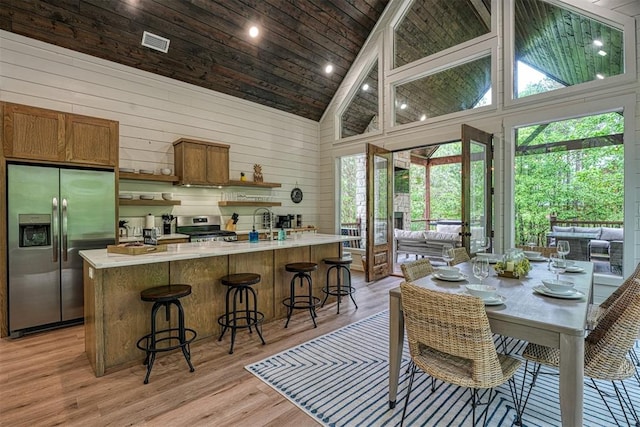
[600,227,623,241]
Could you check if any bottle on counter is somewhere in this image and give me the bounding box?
[249,227,259,243]
[278,228,286,241]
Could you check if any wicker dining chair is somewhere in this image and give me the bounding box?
[520,290,640,427]
[449,247,471,266]
[399,282,524,426]
[400,258,434,282]
[587,262,640,330]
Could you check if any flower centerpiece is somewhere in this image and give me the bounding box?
[494,249,531,278]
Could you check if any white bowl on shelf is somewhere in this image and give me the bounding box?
[160,168,172,175]
[161,192,173,200]
[139,169,155,175]
[139,194,155,200]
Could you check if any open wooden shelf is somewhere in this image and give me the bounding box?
[226,180,281,188]
[119,199,181,206]
[218,201,281,207]
[119,172,178,182]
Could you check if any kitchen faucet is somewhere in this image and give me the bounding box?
[253,207,274,240]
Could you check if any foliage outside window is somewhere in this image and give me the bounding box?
[394,56,491,126]
[514,112,624,245]
[514,0,624,99]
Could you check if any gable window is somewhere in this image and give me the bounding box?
[393,0,491,68]
[393,55,491,125]
[340,60,380,138]
[513,0,625,99]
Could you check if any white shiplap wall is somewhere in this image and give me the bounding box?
[318,0,640,290]
[0,30,320,232]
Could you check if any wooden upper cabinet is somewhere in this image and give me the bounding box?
[174,138,230,185]
[2,102,118,167]
[66,114,118,166]
[3,103,65,161]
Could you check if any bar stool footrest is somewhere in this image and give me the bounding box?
[322,286,356,297]
[217,312,265,329]
[283,296,321,309]
[136,328,197,353]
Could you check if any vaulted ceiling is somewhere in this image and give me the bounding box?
[0,0,626,127]
[1,0,389,121]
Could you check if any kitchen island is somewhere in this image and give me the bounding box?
[80,234,356,376]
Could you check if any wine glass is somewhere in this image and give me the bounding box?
[549,254,567,284]
[526,235,537,251]
[473,257,489,285]
[442,244,454,265]
[557,240,570,258]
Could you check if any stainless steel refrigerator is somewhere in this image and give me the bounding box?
[7,164,115,336]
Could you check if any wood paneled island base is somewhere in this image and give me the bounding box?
[81,236,349,376]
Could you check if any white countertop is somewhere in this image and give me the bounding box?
[80,234,356,269]
[118,233,189,243]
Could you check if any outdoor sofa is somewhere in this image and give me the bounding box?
[549,225,623,272]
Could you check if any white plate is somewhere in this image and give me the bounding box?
[119,168,135,173]
[139,169,155,174]
[433,273,467,282]
[565,266,584,273]
[533,285,585,300]
[139,194,155,200]
[461,291,506,306]
[527,256,547,262]
[118,194,133,200]
[483,294,507,306]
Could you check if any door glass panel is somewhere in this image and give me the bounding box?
[470,142,489,253]
[514,0,625,99]
[394,55,491,126]
[374,154,388,245]
[394,0,491,68]
[341,60,379,138]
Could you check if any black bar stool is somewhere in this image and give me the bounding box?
[321,256,357,314]
[283,262,320,328]
[136,284,197,384]
[218,273,266,354]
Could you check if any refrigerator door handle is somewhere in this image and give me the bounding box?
[52,197,59,262]
[62,198,68,262]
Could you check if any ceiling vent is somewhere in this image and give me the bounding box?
[141,31,170,53]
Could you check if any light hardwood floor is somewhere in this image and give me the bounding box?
[0,272,402,427]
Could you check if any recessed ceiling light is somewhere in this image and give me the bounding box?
[596,73,605,79]
[400,103,407,110]
[362,83,369,91]
[325,64,334,74]
[593,40,603,47]
[420,114,426,121]
[249,26,259,38]
[597,50,607,56]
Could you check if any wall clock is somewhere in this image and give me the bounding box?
[291,187,303,203]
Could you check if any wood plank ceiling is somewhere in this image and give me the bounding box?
[0,0,389,121]
[0,0,626,126]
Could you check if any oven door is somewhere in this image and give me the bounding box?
[189,234,220,243]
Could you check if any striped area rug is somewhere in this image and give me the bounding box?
[246,311,640,426]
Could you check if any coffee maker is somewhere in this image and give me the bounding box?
[275,214,294,229]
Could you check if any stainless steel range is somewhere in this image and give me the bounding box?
[176,215,237,242]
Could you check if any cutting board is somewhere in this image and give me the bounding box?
[107,244,168,255]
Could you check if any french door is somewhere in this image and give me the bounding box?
[365,143,393,282]
[461,124,493,255]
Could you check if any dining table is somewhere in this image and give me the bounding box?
[388,258,593,427]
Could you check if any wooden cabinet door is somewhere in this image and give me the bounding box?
[66,114,118,166]
[177,141,208,185]
[3,103,65,161]
[206,144,229,184]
